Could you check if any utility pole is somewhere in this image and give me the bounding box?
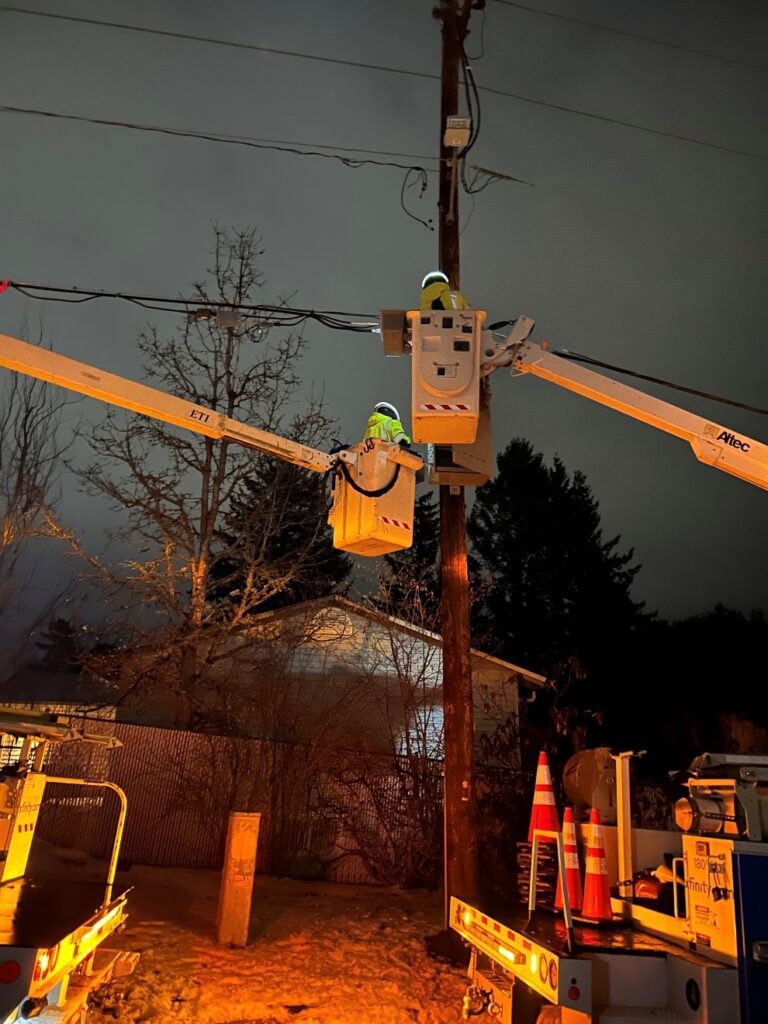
[434,0,479,921]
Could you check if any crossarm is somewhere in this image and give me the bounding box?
[0,333,333,473]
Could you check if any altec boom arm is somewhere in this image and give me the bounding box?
[0,333,333,474]
[491,322,768,491]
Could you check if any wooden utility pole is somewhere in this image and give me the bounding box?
[434,0,479,919]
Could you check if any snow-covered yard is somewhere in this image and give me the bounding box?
[31,844,467,1024]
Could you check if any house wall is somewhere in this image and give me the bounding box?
[104,603,530,756]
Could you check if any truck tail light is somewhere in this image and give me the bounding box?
[0,961,20,984]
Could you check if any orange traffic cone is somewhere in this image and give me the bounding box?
[528,750,560,843]
[555,807,583,912]
[582,808,612,921]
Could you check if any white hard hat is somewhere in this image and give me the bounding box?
[374,402,400,421]
[421,270,449,289]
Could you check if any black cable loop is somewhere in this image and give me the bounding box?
[337,457,401,498]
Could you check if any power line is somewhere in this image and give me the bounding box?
[2,6,765,160]
[491,0,766,73]
[554,348,768,415]
[0,105,433,174]
[477,83,766,161]
[0,105,539,190]
[2,280,379,333]
[6,280,764,414]
[6,2,762,76]
[0,5,440,84]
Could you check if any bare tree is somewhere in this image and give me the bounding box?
[63,228,348,723]
[0,350,69,668]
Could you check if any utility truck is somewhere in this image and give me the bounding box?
[451,749,768,1024]
[0,707,137,1024]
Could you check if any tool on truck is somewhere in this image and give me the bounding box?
[0,333,422,558]
[0,707,138,1024]
[451,749,768,1024]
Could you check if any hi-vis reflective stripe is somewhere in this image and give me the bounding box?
[379,516,411,530]
[586,855,607,874]
[420,403,471,412]
[534,787,556,805]
[564,850,579,869]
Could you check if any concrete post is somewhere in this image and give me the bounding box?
[216,811,261,946]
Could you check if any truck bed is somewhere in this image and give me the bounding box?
[454,895,717,964]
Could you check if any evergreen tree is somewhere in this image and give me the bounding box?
[212,459,352,613]
[35,617,82,673]
[618,605,768,772]
[468,439,645,705]
[379,492,441,623]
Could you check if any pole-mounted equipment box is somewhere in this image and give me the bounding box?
[426,389,494,487]
[329,439,422,556]
[409,308,486,444]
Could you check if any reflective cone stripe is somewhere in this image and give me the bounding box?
[555,807,583,912]
[528,750,560,842]
[581,808,612,921]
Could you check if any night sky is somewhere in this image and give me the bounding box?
[1,0,766,628]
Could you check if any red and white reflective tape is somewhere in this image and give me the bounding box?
[533,787,556,805]
[379,516,411,530]
[564,849,580,869]
[419,403,471,412]
[585,853,607,875]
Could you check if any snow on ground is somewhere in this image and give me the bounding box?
[29,843,467,1024]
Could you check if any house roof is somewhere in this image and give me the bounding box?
[244,595,547,688]
[0,667,119,708]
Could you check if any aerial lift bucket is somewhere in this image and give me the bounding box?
[329,440,422,556]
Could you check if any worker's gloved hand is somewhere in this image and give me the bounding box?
[399,439,412,449]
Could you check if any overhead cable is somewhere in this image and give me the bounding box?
[554,348,768,415]
[1,7,764,159]
[491,0,766,73]
[2,280,378,333]
[0,105,539,190]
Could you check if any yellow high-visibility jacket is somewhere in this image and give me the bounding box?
[420,281,470,311]
[364,412,411,445]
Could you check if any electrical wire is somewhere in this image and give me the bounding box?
[0,5,442,83]
[465,3,487,60]
[477,82,766,161]
[6,2,762,75]
[2,281,379,333]
[399,168,434,230]
[0,105,431,175]
[13,279,761,417]
[490,0,766,73]
[1,8,765,160]
[0,104,540,194]
[553,348,768,415]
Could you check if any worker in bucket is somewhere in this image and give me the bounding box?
[420,269,470,311]
[364,402,412,446]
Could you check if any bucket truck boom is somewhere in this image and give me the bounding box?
[493,318,768,492]
[0,333,422,556]
[394,309,767,491]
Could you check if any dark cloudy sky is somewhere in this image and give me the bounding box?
[1,0,766,623]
